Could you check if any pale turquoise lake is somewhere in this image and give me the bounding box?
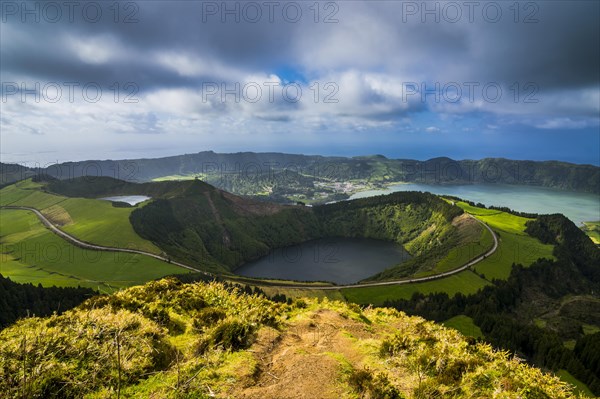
[99,195,151,206]
[350,183,599,225]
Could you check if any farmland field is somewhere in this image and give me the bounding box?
[0,180,161,254]
[0,209,186,292]
[473,230,554,280]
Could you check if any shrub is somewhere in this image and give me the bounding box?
[197,319,257,354]
[192,307,227,330]
[348,367,404,399]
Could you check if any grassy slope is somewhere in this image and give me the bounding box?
[443,315,484,339]
[58,198,160,253]
[581,221,600,244]
[342,201,555,304]
[456,201,555,281]
[0,209,186,292]
[456,202,529,234]
[0,180,161,254]
[342,270,489,306]
[0,278,577,398]
[417,218,494,276]
[152,174,198,182]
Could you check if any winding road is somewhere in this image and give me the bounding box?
[1,206,497,290]
[1,206,209,275]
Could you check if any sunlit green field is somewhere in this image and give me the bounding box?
[443,315,484,339]
[0,209,187,293]
[0,180,160,254]
[455,201,530,234]
[342,270,490,305]
[581,221,600,244]
[152,174,199,182]
[456,201,555,280]
[473,230,554,280]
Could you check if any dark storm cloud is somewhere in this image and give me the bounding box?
[1,0,302,91]
[363,1,599,89]
[465,1,600,90]
[1,0,598,167]
[1,42,201,91]
[2,1,598,95]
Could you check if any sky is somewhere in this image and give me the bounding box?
[1,0,599,166]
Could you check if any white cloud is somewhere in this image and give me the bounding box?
[154,52,246,81]
[535,118,594,130]
[65,34,124,65]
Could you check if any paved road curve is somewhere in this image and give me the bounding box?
[2,206,497,290]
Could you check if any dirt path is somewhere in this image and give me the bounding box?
[233,309,374,399]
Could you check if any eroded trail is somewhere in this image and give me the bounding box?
[233,309,379,399]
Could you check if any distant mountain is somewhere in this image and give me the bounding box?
[0,162,31,188]
[2,152,599,197]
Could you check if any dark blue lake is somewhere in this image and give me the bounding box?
[235,237,410,284]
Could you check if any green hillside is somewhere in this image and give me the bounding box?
[581,221,600,244]
[128,182,474,279]
[0,208,187,292]
[0,278,579,398]
[381,211,600,395]
[0,179,161,254]
[1,177,490,287]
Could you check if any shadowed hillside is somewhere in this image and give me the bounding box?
[40,175,474,279]
[126,179,469,278]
